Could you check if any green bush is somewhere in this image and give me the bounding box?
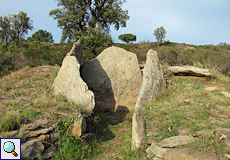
[74,27,113,56]
[0,43,16,76]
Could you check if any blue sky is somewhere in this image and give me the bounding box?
[0,0,230,45]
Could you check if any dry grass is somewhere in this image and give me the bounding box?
[143,74,230,155]
[0,65,88,130]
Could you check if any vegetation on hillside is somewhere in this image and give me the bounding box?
[116,41,230,76]
[1,41,230,77]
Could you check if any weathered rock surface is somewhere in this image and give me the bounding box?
[162,148,227,160]
[42,145,56,159]
[135,50,166,110]
[21,139,44,160]
[158,135,197,148]
[146,143,169,158]
[132,50,166,150]
[52,43,95,113]
[168,66,211,76]
[131,111,146,150]
[24,127,53,138]
[71,114,87,137]
[81,46,142,112]
[66,40,83,65]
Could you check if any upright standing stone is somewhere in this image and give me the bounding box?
[52,41,95,113]
[66,40,83,65]
[132,50,166,150]
[81,46,142,112]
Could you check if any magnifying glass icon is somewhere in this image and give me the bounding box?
[3,141,18,157]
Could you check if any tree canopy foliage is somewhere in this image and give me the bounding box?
[0,11,33,46]
[118,33,136,43]
[27,30,54,43]
[49,0,129,42]
[153,26,167,44]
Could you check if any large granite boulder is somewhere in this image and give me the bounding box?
[132,50,166,150]
[81,46,142,112]
[52,42,95,113]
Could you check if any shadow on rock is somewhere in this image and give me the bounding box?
[80,58,116,112]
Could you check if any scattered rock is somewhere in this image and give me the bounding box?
[146,143,169,158]
[52,42,95,113]
[21,139,44,160]
[158,135,197,148]
[162,148,227,160]
[42,145,56,159]
[205,86,219,91]
[132,50,165,150]
[184,99,190,105]
[81,46,142,112]
[221,92,230,98]
[168,66,211,76]
[24,127,53,138]
[71,114,87,137]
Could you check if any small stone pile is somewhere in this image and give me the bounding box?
[1,112,87,159]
